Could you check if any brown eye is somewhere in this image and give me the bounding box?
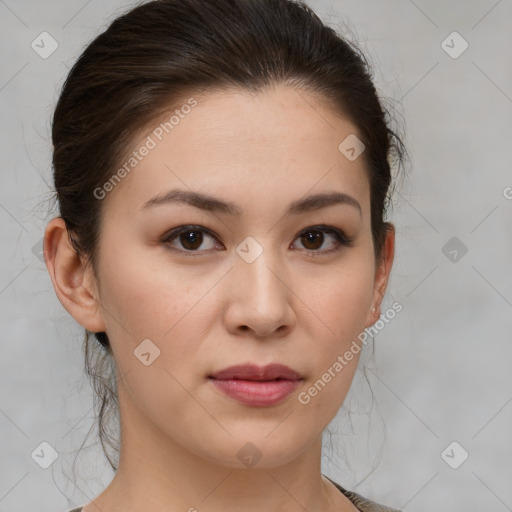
[179,230,203,250]
[301,230,325,250]
[162,225,220,253]
[291,225,354,254]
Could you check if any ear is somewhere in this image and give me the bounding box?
[43,217,106,333]
[365,223,395,328]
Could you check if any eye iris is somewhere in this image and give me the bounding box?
[302,230,323,250]
[180,230,203,250]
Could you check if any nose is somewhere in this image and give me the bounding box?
[223,245,296,338]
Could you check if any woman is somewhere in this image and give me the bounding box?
[44,0,405,510]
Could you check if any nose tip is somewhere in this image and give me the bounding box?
[225,246,295,338]
[238,320,288,338]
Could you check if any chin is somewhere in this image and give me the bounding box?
[188,430,315,470]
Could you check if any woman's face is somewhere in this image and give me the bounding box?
[86,85,393,468]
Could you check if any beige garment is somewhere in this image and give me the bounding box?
[327,476,402,511]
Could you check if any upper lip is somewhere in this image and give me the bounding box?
[209,364,302,381]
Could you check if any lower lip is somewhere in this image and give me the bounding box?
[209,378,301,406]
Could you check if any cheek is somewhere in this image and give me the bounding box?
[297,253,374,397]
[96,242,223,387]
[97,254,210,422]
[300,254,375,341]
[97,242,195,338]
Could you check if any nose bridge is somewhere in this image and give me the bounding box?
[236,237,282,303]
[229,235,292,334]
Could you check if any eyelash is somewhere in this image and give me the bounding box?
[160,224,355,257]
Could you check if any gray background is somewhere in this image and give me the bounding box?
[1,0,511,511]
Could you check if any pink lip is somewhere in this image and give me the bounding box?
[209,364,303,407]
[210,363,302,381]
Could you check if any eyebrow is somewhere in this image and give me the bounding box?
[141,188,362,217]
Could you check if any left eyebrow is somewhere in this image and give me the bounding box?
[287,191,362,218]
[140,188,362,218]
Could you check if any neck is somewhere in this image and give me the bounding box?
[84,380,355,512]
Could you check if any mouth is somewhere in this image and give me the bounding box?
[208,364,303,407]
[209,363,302,381]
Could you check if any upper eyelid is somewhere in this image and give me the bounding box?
[163,224,343,239]
[162,225,217,241]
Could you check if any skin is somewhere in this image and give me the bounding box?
[45,84,394,512]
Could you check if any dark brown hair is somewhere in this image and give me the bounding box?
[50,0,406,472]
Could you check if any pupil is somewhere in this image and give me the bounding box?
[181,230,202,250]
[303,231,322,250]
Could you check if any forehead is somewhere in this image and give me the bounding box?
[102,84,370,217]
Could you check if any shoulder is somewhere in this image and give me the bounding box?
[326,476,402,512]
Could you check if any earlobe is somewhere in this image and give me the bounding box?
[44,217,106,333]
